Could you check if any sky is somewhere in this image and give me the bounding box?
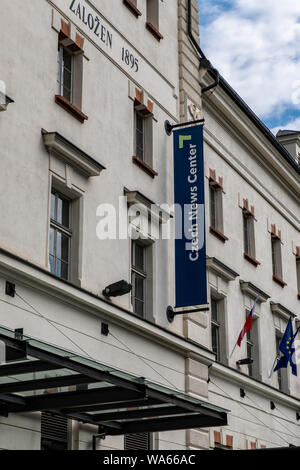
[198,0,300,135]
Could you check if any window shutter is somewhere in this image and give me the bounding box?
[124,433,150,450]
[41,412,69,450]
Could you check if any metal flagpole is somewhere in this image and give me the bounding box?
[269,355,279,379]
[229,343,238,359]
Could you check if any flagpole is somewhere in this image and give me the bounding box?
[229,343,238,359]
[269,355,279,379]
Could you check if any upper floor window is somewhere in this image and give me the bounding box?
[57,44,73,103]
[135,110,145,161]
[131,91,157,177]
[123,0,142,18]
[146,0,163,41]
[270,226,286,287]
[209,170,228,243]
[50,191,72,281]
[242,202,260,267]
[54,20,87,123]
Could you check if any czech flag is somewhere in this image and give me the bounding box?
[237,297,259,347]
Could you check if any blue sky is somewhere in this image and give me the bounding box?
[198,0,300,134]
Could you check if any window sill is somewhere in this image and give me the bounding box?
[132,156,158,178]
[123,0,142,17]
[209,226,228,243]
[146,22,164,41]
[55,95,88,123]
[244,253,261,267]
[272,275,287,288]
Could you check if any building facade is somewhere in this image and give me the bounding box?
[0,0,299,451]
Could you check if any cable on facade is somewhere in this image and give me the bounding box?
[246,394,300,441]
[109,331,180,392]
[14,291,180,391]
[209,379,291,446]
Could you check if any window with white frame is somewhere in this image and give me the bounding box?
[57,44,73,103]
[50,191,72,281]
[245,312,260,380]
[134,107,153,167]
[210,295,227,364]
[131,241,147,317]
[243,212,256,258]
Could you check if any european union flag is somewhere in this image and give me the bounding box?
[274,318,297,376]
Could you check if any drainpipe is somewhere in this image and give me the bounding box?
[187,0,219,94]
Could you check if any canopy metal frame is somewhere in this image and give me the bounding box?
[0,329,228,436]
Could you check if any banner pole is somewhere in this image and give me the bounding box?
[269,355,279,379]
[229,343,238,359]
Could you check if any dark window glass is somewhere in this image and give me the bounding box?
[246,320,253,377]
[243,214,250,254]
[210,186,216,228]
[135,111,144,161]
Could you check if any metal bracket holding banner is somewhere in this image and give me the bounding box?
[165,119,208,323]
[164,119,205,136]
[167,305,209,323]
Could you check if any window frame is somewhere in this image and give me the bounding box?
[135,109,145,162]
[57,44,74,103]
[211,297,221,362]
[131,240,147,317]
[49,190,72,281]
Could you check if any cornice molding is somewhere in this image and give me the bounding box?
[41,129,105,177]
[206,257,239,282]
[239,281,270,303]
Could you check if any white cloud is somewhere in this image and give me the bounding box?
[199,0,300,120]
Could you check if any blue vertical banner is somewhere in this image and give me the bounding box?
[173,124,207,308]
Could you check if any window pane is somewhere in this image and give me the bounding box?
[243,215,249,253]
[63,49,72,71]
[50,193,56,221]
[211,298,218,322]
[56,196,70,227]
[135,274,144,301]
[212,324,219,360]
[135,299,144,317]
[210,187,216,227]
[49,255,55,275]
[49,228,55,256]
[132,242,145,271]
[56,258,61,278]
[61,234,69,262]
[61,262,69,281]
[56,231,62,260]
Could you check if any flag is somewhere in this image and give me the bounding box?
[237,297,259,347]
[274,318,297,377]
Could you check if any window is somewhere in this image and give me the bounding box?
[131,241,147,317]
[135,110,145,161]
[275,333,289,394]
[57,44,73,102]
[146,0,163,40]
[55,32,87,122]
[243,211,259,266]
[123,0,142,17]
[210,295,227,364]
[211,298,220,361]
[209,182,227,242]
[41,412,69,450]
[245,312,260,380]
[124,433,151,450]
[49,191,72,281]
[271,234,285,286]
[133,105,155,176]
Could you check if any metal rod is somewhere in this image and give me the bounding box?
[229,343,238,359]
[269,355,279,379]
[165,119,204,136]
[167,305,209,323]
